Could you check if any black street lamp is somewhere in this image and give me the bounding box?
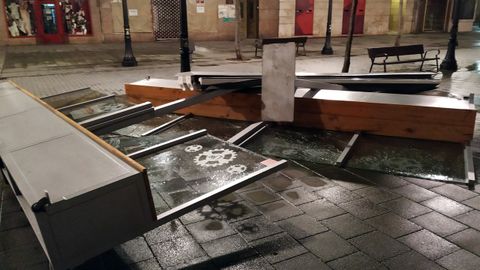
[121,0,137,67]
[180,0,191,72]
[321,0,334,55]
[440,0,461,71]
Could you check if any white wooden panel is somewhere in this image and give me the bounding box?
[0,92,38,119]
[0,107,71,153]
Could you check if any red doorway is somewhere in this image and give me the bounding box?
[295,0,314,36]
[342,0,366,34]
[34,0,66,43]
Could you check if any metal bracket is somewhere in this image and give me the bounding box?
[31,193,51,213]
[128,129,207,159]
[335,133,361,167]
[141,113,192,137]
[228,122,268,146]
[464,145,476,190]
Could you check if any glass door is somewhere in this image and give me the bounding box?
[34,0,66,43]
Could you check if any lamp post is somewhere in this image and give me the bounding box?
[180,0,191,72]
[440,0,460,71]
[321,0,334,55]
[121,0,137,66]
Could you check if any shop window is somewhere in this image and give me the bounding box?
[61,0,91,35]
[5,0,36,37]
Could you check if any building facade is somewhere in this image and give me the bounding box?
[0,0,477,45]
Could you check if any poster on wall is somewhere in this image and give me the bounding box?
[61,0,91,35]
[5,0,36,37]
[218,4,235,22]
[196,0,205,13]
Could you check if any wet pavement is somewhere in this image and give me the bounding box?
[2,32,480,270]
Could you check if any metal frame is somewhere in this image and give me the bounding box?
[228,122,268,146]
[150,159,288,228]
[141,114,192,137]
[335,133,361,167]
[79,102,153,128]
[464,145,476,190]
[57,95,116,112]
[128,129,207,159]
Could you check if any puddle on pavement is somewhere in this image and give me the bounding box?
[466,61,480,72]
[345,134,465,183]
[245,126,352,165]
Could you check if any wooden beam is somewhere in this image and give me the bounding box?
[125,79,476,143]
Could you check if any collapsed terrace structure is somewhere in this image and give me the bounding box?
[0,42,477,269]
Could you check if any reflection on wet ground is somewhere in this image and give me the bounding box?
[41,88,105,108]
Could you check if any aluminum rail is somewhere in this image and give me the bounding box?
[128,129,207,159]
[141,114,192,137]
[228,122,268,146]
[57,95,116,112]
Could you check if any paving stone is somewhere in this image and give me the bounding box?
[0,244,48,269]
[240,188,281,205]
[214,200,260,223]
[353,187,401,204]
[327,252,387,270]
[0,198,22,214]
[276,214,328,240]
[392,184,438,202]
[349,231,410,261]
[321,213,375,239]
[447,228,480,256]
[462,196,480,210]
[251,233,307,264]
[114,237,154,264]
[348,169,408,189]
[233,216,283,242]
[455,210,480,231]
[320,168,373,190]
[299,199,346,220]
[237,182,263,193]
[366,213,422,238]
[436,249,480,270]
[421,196,472,217]
[169,256,215,270]
[317,186,362,204]
[261,172,301,192]
[300,231,357,262]
[0,226,37,252]
[144,220,190,245]
[273,252,330,270]
[129,258,162,270]
[180,205,215,225]
[186,218,236,243]
[431,184,478,202]
[411,212,468,237]
[384,250,444,270]
[403,176,446,189]
[280,187,317,206]
[221,256,274,270]
[201,234,257,263]
[257,200,303,222]
[339,198,389,220]
[0,211,29,231]
[380,198,432,219]
[298,176,333,191]
[399,230,459,260]
[150,235,207,268]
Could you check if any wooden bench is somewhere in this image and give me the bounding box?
[255,37,308,57]
[367,44,440,72]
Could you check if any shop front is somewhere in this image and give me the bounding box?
[4,0,92,44]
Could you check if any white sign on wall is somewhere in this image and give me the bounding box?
[128,9,138,16]
[196,0,205,13]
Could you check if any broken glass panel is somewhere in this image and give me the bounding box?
[244,126,352,165]
[62,96,132,122]
[136,135,269,213]
[346,134,465,183]
[42,88,105,109]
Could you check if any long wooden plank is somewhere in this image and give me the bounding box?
[125,79,476,143]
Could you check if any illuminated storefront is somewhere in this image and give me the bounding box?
[3,0,92,43]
